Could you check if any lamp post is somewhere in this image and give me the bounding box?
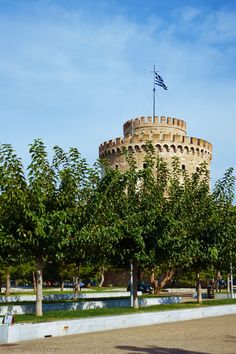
[130,261,134,307]
[230,261,234,298]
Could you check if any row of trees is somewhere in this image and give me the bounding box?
[0,140,235,314]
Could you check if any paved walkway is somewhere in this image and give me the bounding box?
[0,314,236,353]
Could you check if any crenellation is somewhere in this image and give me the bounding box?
[161,116,166,123]
[173,118,178,125]
[154,116,159,123]
[116,137,122,145]
[100,115,212,174]
[108,139,113,148]
[198,139,206,148]
[182,136,190,144]
[140,116,146,124]
[123,115,187,137]
[177,119,182,127]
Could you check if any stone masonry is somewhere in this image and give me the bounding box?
[99,116,212,174]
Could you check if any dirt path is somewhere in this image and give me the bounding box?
[0,314,236,354]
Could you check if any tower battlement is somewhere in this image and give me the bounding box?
[99,133,212,156]
[99,115,212,174]
[123,116,187,137]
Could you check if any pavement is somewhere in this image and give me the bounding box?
[0,314,235,353]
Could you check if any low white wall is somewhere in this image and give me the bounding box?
[1,304,236,344]
[0,296,181,315]
[193,292,236,299]
[0,291,139,303]
[214,293,236,299]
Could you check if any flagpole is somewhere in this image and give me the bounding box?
[153,65,156,123]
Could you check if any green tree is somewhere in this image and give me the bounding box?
[91,147,169,307]
[212,168,236,278]
[19,139,59,315]
[0,144,27,295]
[0,140,99,315]
[51,145,100,291]
[160,160,224,302]
[24,141,100,314]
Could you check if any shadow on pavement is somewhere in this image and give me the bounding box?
[116,345,209,354]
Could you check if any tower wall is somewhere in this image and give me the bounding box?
[99,116,212,175]
[123,116,187,137]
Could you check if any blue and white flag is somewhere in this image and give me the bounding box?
[155,73,168,90]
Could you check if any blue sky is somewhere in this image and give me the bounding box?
[0,0,235,189]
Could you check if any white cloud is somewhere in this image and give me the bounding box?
[201,10,236,44]
[176,6,202,23]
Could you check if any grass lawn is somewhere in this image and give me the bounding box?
[13,298,236,324]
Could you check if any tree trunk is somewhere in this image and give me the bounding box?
[60,280,64,291]
[216,271,221,293]
[5,268,11,296]
[196,272,202,304]
[73,268,80,299]
[137,268,142,281]
[99,268,104,288]
[150,271,158,294]
[133,262,139,309]
[32,271,36,292]
[227,273,230,293]
[157,268,176,293]
[35,258,43,316]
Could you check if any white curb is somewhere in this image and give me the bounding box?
[0,304,236,344]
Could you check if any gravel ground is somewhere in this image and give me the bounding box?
[0,314,236,354]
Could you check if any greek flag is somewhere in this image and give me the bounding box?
[155,73,168,90]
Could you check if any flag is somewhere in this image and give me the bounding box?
[155,72,168,90]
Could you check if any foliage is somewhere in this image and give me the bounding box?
[0,144,27,265]
[212,168,236,269]
[162,161,218,272]
[0,140,100,314]
[0,139,235,310]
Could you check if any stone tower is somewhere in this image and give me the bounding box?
[99,116,212,174]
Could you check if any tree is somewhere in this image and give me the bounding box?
[0,139,102,315]
[93,147,235,305]
[212,168,236,281]
[90,146,169,307]
[160,160,226,302]
[23,140,100,314]
[51,145,100,291]
[18,139,59,315]
[0,144,27,295]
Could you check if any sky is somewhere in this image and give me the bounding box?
[0,0,235,190]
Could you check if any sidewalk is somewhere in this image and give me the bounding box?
[1,304,236,345]
[2,314,234,354]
